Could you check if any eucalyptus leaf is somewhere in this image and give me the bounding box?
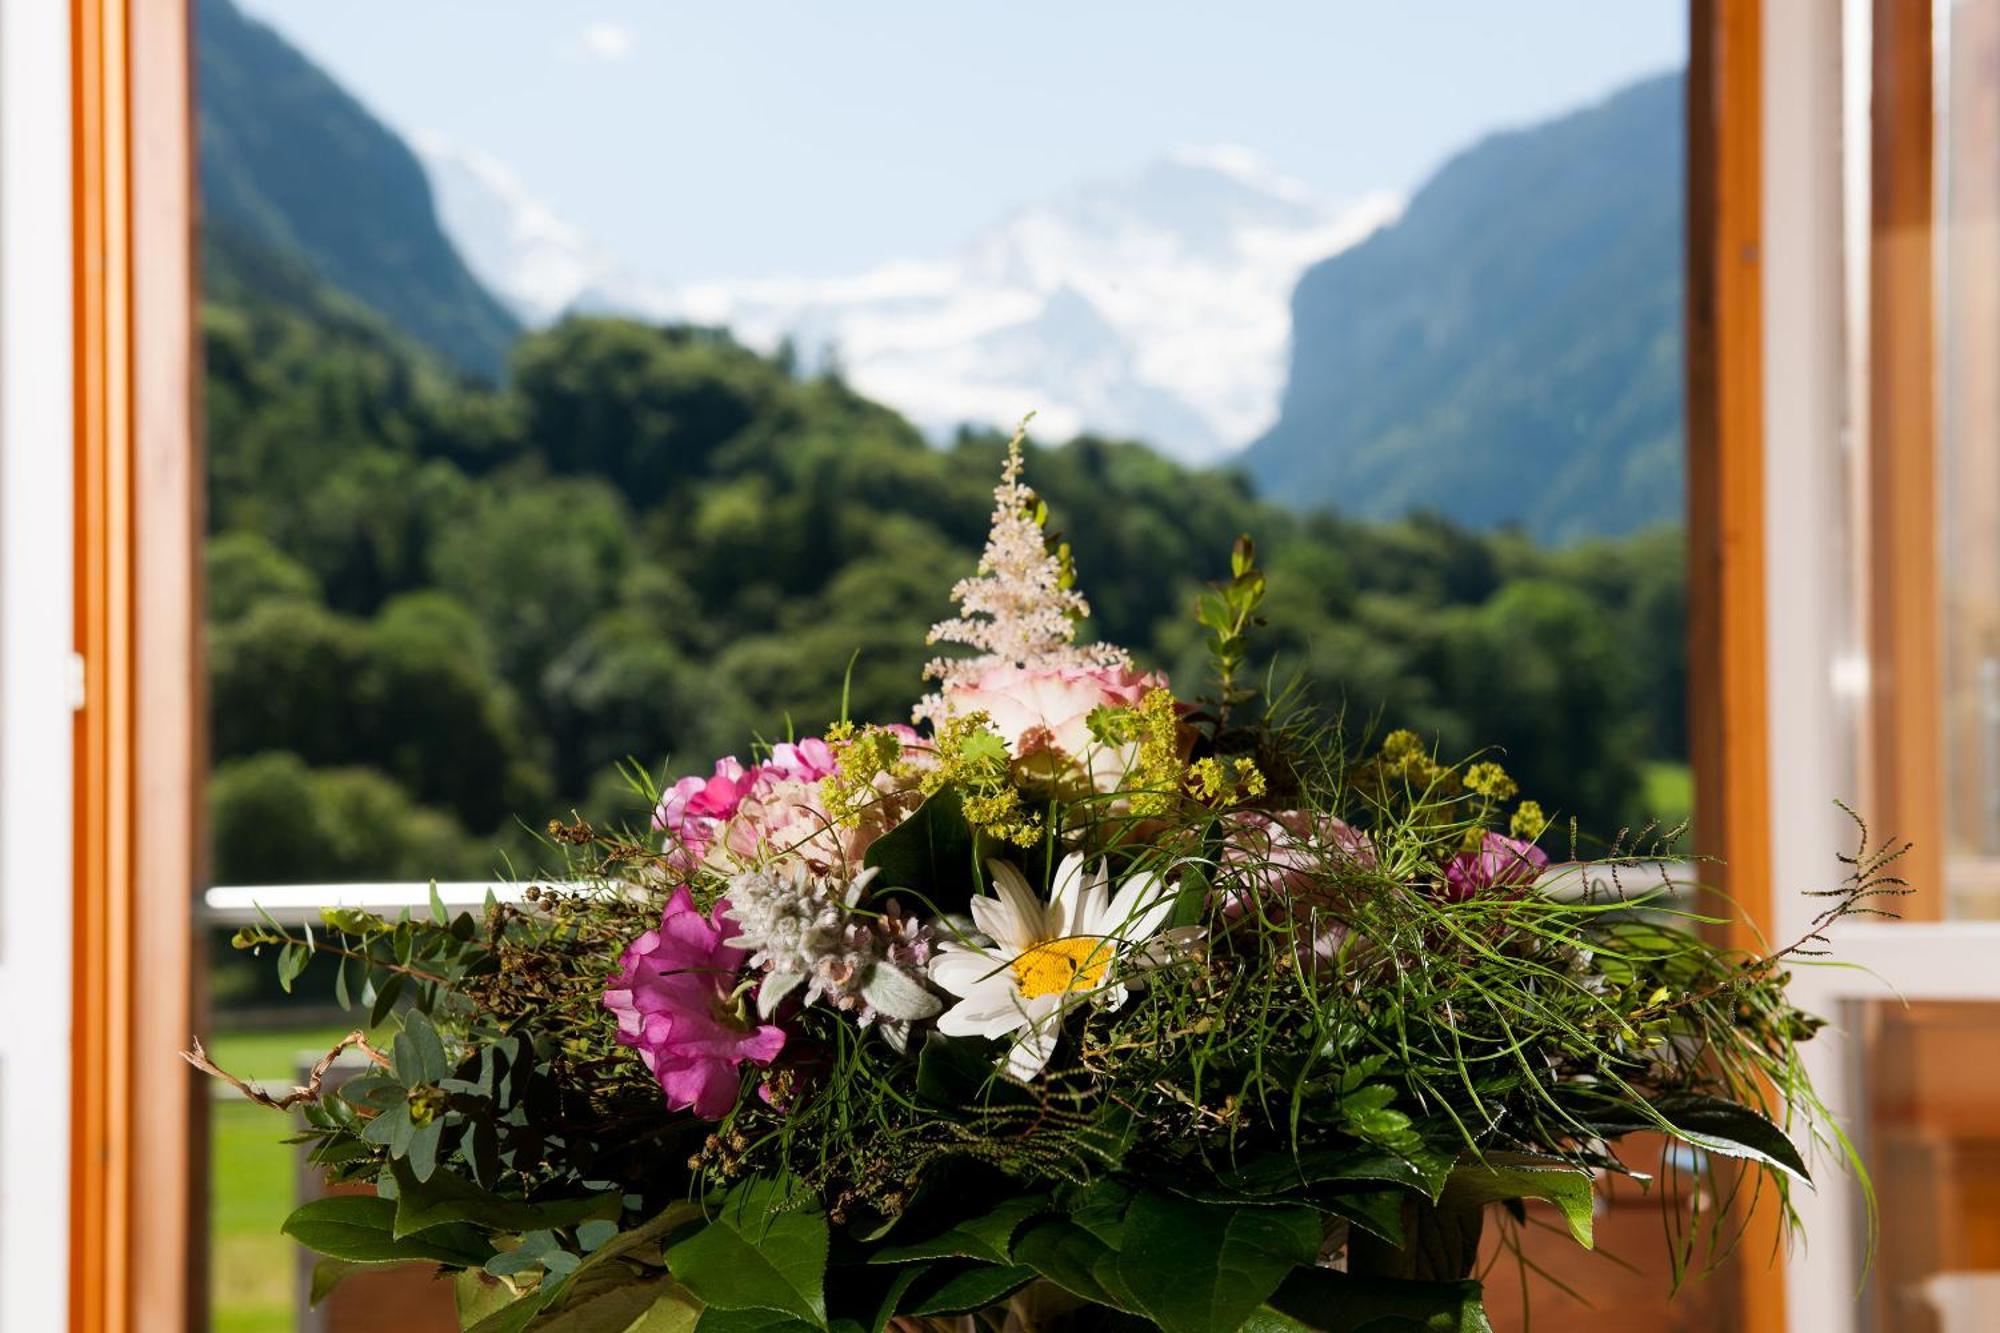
[407,1117,443,1183]
[282,1194,489,1267]
[396,1009,448,1085]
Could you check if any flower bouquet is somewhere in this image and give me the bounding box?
[195,432,1900,1332]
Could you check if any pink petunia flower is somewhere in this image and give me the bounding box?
[1443,833,1550,901]
[654,757,758,869]
[603,886,786,1119]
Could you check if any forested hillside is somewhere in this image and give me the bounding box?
[195,0,518,378]
[192,0,1690,885]
[1246,73,1683,542]
[203,238,1688,884]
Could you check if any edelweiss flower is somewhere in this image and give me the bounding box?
[930,854,1194,1079]
[722,864,941,1051]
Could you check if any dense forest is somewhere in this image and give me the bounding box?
[203,232,1690,887]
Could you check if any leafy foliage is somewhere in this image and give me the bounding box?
[201,624,1882,1328]
[202,263,1690,890]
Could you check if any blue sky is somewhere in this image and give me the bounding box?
[237,1,1685,282]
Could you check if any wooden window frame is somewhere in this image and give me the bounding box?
[45,1,1874,1330]
[1862,0,1943,919]
[1686,3,1790,1332]
[69,0,204,1329]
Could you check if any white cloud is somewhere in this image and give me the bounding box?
[577,21,635,63]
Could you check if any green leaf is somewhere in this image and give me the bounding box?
[1010,1222,1119,1308]
[1223,1145,1453,1201]
[1439,1154,1595,1249]
[282,1194,489,1266]
[692,1311,819,1333]
[1260,1267,1493,1332]
[867,1266,926,1333]
[1116,1192,1321,1333]
[867,1194,1048,1265]
[914,1032,1017,1108]
[1321,1191,1406,1247]
[898,1263,1036,1317]
[278,942,307,994]
[390,1160,617,1239]
[665,1179,829,1329]
[622,1284,703,1333]
[569,1202,703,1278]
[370,971,406,1027]
[455,1269,520,1326]
[308,1258,363,1307]
[1594,1093,1811,1182]
[396,1009,448,1085]
[862,788,976,913]
[534,1277,696,1333]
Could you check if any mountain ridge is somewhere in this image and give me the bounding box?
[420,139,1401,463]
[195,0,519,379]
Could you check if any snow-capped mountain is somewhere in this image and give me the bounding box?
[416,139,1400,461]
[416,133,616,327]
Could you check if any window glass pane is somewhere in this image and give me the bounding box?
[194,1,1690,1327]
[1940,0,2000,918]
[1861,1000,2000,1332]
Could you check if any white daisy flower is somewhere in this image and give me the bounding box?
[929,853,1196,1080]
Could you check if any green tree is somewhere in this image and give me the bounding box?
[209,751,488,884]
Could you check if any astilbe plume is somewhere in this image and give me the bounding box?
[916,420,1129,726]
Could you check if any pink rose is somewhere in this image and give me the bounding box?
[1217,810,1375,918]
[941,664,1170,793]
[1442,833,1550,901]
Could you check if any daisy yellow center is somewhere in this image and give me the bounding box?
[1011,936,1112,999]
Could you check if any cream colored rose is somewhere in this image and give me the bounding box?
[942,664,1168,794]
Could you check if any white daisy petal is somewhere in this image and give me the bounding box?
[1107,871,1174,942]
[1004,999,1066,1079]
[1046,853,1089,936]
[930,947,1010,997]
[937,982,1031,1039]
[1072,861,1111,937]
[968,894,1018,947]
[984,859,1048,943]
